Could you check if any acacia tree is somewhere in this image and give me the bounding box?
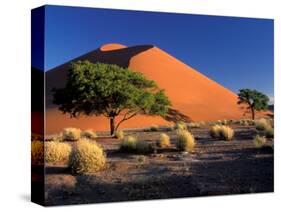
[53,61,171,135]
[237,89,269,120]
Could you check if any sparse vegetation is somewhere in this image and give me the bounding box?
[176,130,195,152]
[115,130,125,139]
[255,118,270,131]
[265,126,274,138]
[221,120,228,125]
[237,89,269,120]
[220,126,234,140]
[150,125,159,131]
[239,119,254,126]
[186,122,201,128]
[210,125,234,140]
[31,141,44,165]
[157,133,170,148]
[210,125,222,138]
[69,139,106,174]
[62,128,81,141]
[45,142,72,163]
[119,136,137,152]
[81,129,97,139]
[174,121,186,130]
[254,135,267,148]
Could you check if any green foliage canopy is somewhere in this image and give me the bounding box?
[237,88,269,120]
[53,61,171,134]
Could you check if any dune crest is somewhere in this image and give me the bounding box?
[100,43,127,51]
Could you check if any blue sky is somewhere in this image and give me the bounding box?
[32,5,274,98]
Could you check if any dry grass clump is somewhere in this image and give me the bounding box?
[210,125,222,138]
[174,121,187,130]
[210,125,234,141]
[186,122,201,128]
[81,129,97,139]
[120,136,153,154]
[45,142,72,163]
[115,130,125,139]
[265,126,274,138]
[157,133,170,148]
[255,118,270,131]
[150,125,159,131]
[176,130,195,152]
[221,120,228,125]
[63,128,81,141]
[240,119,255,126]
[31,141,44,165]
[253,135,267,148]
[69,139,106,174]
[220,126,234,140]
[119,136,137,152]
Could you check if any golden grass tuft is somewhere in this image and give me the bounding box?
[69,139,106,174]
[157,133,170,148]
[210,125,222,138]
[115,130,125,139]
[265,126,274,138]
[31,141,44,165]
[150,125,159,131]
[174,121,187,130]
[255,118,270,131]
[176,130,195,152]
[186,122,201,128]
[210,125,234,140]
[81,129,97,140]
[253,135,267,148]
[62,128,81,141]
[45,142,72,163]
[119,136,137,152]
[220,126,234,140]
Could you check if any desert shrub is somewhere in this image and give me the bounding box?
[240,119,255,126]
[253,135,267,148]
[119,136,137,152]
[255,118,270,131]
[216,120,222,125]
[135,140,153,154]
[115,130,125,139]
[174,121,186,130]
[150,125,159,131]
[157,133,170,148]
[62,128,81,141]
[221,120,228,125]
[186,122,201,128]
[81,129,97,139]
[69,139,106,174]
[265,126,274,138]
[176,130,195,152]
[31,141,44,165]
[45,142,72,163]
[210,125,234,140]
[219,126,234,140]
[268,118,274,128]
[210,125,222,138]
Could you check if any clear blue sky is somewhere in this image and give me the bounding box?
[32,5,274,98]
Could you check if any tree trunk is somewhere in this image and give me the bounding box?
[250,107,255,120]
[110,117,115,136]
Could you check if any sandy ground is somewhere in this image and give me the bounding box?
[35,125,273,206]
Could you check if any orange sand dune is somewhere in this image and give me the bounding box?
[45,43,248,134]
